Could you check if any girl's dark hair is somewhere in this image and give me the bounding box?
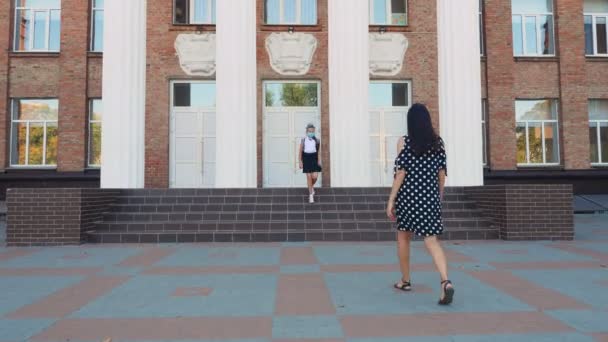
[407,103,442,156]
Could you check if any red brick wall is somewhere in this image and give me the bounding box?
[57,0,89,171]
[0,1,10,170]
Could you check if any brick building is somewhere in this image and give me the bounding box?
[0,0,607,196]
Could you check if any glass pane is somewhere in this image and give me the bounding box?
[92,9,103,51]
[372,0,387,25]
[265,83,318,107]
[528,122,543,163]
[11,123,27,165]
[174,0,188,24]
[540,15,554,54]
[16,99,59,120]
[301,0,316,25]
[516,125,527,163]
[544,122,559,163]
[93,0,104,8]
[49,10,60,50]
[589,100,608,120]
[391,0,407,25]
[265,0,280,24]
[174,83,191,107]
[585,15,594,54]
[369,83,392,108]
[28,123,44,165]
[601,122,608,163]
[597,17,607,54]
[516,100,555,121]
[584,0,608,13]
[391,83,408,106]
[14,9,30,51]
[190,83,216,107]
[512,15,523,55]
[91,99,103,121]
[512,0,553,13]
[89,122,102,166]
[525,16,538,54]
[193,0,209,23]
[284,0,297,23]
[17,0,61,8]
[45,122,57,165]
[33,11,47,50]
[590,123,599,163]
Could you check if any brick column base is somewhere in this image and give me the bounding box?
[465,184,574,241]
[6,188,119,246]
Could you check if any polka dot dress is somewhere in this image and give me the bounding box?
[393,136,447,237]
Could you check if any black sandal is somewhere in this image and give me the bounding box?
[394,279,412,292]
[438,280,454,305]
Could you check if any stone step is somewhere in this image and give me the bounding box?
[93,217,494,233]
[102,208,486,222]
[86,227,499,244]
[117,187,468,196]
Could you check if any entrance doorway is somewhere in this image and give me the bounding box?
[263,81,321,188]
[369,81,412,186]
[169,81,216,188]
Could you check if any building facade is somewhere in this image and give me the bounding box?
[0,0,607,196]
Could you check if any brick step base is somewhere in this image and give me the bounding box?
[86,228,500,244]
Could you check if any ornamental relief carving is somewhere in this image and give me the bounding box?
[369,33,409,76]
[174,33,216,76]
[265,32,318,76]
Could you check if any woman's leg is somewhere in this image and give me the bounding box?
[397,231,412,282]
[311,172,318,189]
[423,236,452,298]
[306,174,314,194]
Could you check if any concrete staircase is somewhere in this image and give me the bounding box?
[85,187,498,243]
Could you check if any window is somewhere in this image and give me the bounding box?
[480,0,485,56]
[511,0,555,56]
[14,0,61,52]
[369,82,409,108]
[174,83,217,107]
[370,0,407,26]
[482,99,488,165]
[88,99,102,167]
[584,0,608,56]
[90,0,103,52]
[10,99,58,167]
[265,0,317,25]
[589,100,608,165]
[515,99,560,166]
[264,82,319,107]
[174,0,216,24]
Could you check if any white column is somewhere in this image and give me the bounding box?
[328,0,371,187]
[437,0,484,186]
[215,0,257,188]
[100,0,146,188]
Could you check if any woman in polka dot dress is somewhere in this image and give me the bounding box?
[386,103,454,305]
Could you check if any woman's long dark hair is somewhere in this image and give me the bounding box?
[407,103,441,156]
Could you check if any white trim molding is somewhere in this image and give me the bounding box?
[175,33,217,76]
[101,0,146,188]
[369,33,409,76]
[265,32,318,76]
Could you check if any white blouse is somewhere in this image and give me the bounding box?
[303,137,317,153]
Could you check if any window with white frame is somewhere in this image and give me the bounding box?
[88,99,102,167]
[480,0,485,56]
[264,0,317,25]
[584,0,608,56]
[14,0,61,52]
[511,0,555,56]
[174,0,216,24]
[515,99,560,166]
[482,99,488,165]
[589,100,608,165]
[370,0,407,26]
[90,0,103,52]
[10,99,58,167]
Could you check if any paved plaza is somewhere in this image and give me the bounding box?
[0,215,606,342]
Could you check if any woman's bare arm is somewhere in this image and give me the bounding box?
[387,138,407,218]
[298,141,304,169]
[438,169,446,200]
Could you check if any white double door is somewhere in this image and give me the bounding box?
[264,108,321,188]
[369,108,408,186]
[170,82,216,188]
